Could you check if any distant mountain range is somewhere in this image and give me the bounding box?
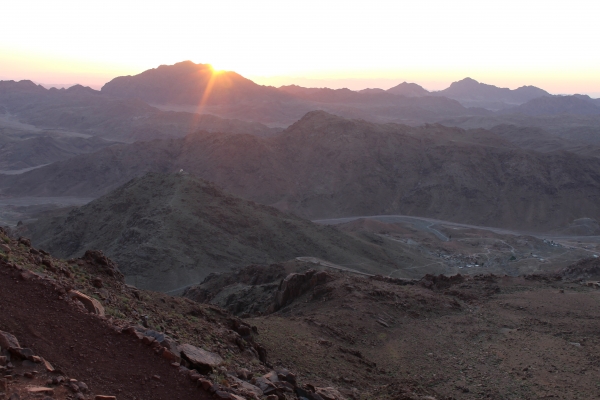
[100,63,556,112]
[3,61,596,133]
[435,77,550,106]
[3,111,600,231]
[500,94,600,116]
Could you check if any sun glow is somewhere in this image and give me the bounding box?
[1,0,599,94]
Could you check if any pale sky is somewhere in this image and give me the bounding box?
[1,0,599,95]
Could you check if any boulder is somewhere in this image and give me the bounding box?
[0,330,20,349]
[68,290,105,316]
[316,387,347,400]
[179,344,223,374]
[9,347,35,360]
[253,376,277,392]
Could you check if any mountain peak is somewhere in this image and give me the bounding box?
[439,78,549,105]
[65,84,100,95]
[449,77,481,88]
[100,61,289,106]
[386,81,429,97]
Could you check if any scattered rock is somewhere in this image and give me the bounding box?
[0,330,20,349]
[27,387,54,395]
[316,386,347,400]
[9,347,35,360]
[161,348,181,363]
[68,290,105,316]
[41,357,55,372]
[179,344,223,374]
[227,374,263,398]
[198,378,214,392]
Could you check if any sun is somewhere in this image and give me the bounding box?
[206,63,225,75]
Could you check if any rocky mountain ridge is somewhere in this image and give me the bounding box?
[22,172,411,292]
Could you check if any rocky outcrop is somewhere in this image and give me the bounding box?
[561,257,600,280]
[183,264,291,316]
[80,250,124,279]
[271,269,333,312]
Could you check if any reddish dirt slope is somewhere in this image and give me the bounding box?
[0,267,208,400]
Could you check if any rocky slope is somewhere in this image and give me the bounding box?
[5,206,600,399]
[23,172,411,292]
[0,228,363,400]
[4,111,600,231]
[185,254,600,399]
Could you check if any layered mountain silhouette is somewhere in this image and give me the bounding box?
[4,111,600,230]
[26,172,407,291]
[0,79,279,143]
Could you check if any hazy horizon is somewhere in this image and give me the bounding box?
[1,71,599,99]
[1,0,598,96]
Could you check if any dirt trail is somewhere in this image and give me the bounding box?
[0,265,209,400]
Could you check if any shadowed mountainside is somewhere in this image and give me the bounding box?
[500,94,600,116]
[3,111,600,231]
